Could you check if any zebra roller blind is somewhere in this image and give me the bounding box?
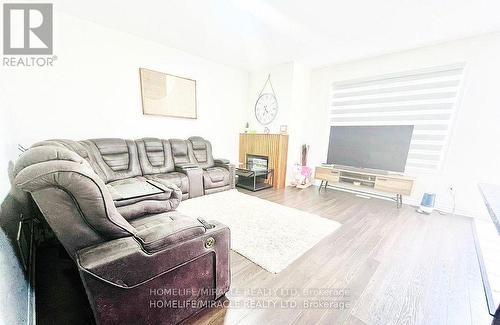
[329,63,466,172]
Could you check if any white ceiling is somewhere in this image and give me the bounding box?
[56,0,500,70]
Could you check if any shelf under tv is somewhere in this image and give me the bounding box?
[314,166,414,208]
[338,175,376,184]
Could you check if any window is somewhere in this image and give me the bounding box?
[329,63,466,172]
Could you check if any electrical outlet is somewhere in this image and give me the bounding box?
[448,185,456,214]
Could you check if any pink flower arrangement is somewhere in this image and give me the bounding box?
[300,166,312,178]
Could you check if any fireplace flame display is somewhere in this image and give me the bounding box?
[246,154,269,171]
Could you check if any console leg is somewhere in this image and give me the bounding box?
[319,180,324,191]
[325,181,328,190]
[396,194,402,208]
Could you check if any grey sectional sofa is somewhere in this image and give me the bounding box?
[33,136,234,197]
[13,136,234,324]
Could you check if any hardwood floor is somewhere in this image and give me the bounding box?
[186,186,493,325]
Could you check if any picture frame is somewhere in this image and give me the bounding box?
[139,68,197,119]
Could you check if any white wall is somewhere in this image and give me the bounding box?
[0,229,29,325]
[246,62,311,182]
[0,104,17,201]
[289,62,311,166]
[247,62,294,133]
[0,99,28,325]
[307,32,500,218]
[0,108,12,201]
[0,12,248,166]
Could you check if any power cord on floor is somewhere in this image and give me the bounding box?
[437,187,456,215]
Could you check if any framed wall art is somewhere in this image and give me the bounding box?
[139,68,197,119]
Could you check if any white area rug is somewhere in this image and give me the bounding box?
[177,189,341,273]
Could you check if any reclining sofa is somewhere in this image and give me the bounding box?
[13,136,234,325]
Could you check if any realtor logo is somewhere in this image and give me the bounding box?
[3,3,53,55]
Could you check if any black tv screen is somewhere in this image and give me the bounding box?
[326,125,414,173]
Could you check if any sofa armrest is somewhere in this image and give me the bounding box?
[214,159,235,189]
[175,163,199,170]
[13,146,136,257]
[174,165,204,198]
[214,158,230,165]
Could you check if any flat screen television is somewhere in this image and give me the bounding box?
[326,125,414,173]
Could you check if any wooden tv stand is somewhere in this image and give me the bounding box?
[314,166,414,208]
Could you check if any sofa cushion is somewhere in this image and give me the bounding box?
[107,177,181,220]
[203,167,230,189]
[130,212,206,253]
[144,172,189,194]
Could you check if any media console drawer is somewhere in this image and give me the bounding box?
[315,167,339,183]
[374,177,413,195]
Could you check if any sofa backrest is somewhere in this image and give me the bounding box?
[188,136,214,169]
[29,137,216,179]
[82,138,142,183]
[136,138,175,175]
[31,139,91,161]
[170,139,193,165]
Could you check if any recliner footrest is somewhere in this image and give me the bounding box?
[76,217,230,325]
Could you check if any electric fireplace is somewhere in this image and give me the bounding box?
[235,154,273,191]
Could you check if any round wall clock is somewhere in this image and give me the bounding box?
[255,74,279,126]
[255,93,278,125]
